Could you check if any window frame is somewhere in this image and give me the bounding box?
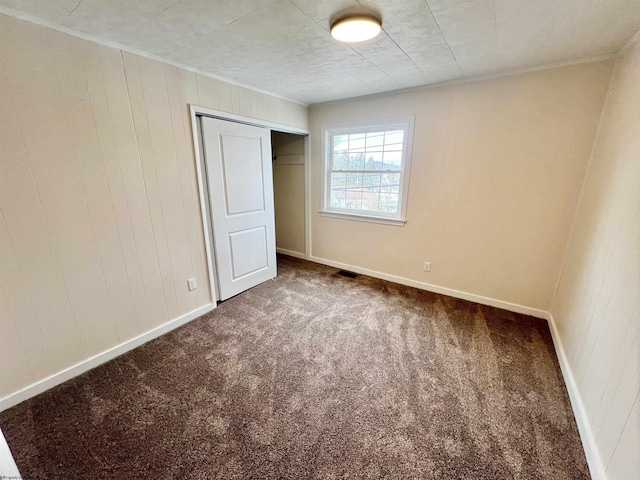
[320,116,414,226]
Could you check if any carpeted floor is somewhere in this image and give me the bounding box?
[0,255,589,479]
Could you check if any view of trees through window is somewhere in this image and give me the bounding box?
[329,130,404,214]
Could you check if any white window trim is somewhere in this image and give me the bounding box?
[320,116,415,226]
[319,210,407,226]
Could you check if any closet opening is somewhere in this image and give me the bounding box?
[271,131,308,262]
[191,106,309,304]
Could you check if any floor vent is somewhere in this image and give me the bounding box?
[337,270,358,278]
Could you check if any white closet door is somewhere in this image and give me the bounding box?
[201,116,276,300]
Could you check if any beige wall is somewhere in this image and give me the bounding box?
[272,132,306,256]
[309,61,613,311]
[550,41,640,480]
[0,13,307,400]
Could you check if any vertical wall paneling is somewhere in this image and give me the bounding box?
[0,12,308,402]
[122,53,179,324]
[0,18,55,381]
[550,41,640,479]
[0,287,28,401]
[1,18,108,365]
[238,86,252,117]
[137,57,195,316]
[590,307,640,438]
[249,90,260,119]
[0,19,85,374]
[95,44,162,332]
[33,27,121,358]
[230,84,240,114]
[0,211,52,382]
[271,96,286,124]
[164,64,201,310]
[576,199,640,385]
[575,206,640,391]
[218,81,232,113]
[195,73,220,110]
[257,92,270,121]
[0,212,40,391]
[175,69,211,306]
[605,393,640,479]
[596,333,639,467]
[48,30,140,343]
[286,103,308,132]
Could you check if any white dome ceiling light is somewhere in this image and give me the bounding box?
[330,14,382,43]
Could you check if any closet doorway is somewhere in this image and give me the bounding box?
[192,107,309,303]
[271,131,307,261]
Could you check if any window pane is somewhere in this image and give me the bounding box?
[363,173,381,189]
[384,130,404,149]
[334,135,348,153]
[366,132,385,148]
[383,150,402,169]
[333,152,349,170]
[381,173,400,193]
[346,173,363,188]
[348,152,365,170]
[330,188,345,208]
[349,133,366,152]
[364,151,382,170]
[362,191,380,211]
[345,188,362,210]
[379,193,398,213]
[331,172,347,188]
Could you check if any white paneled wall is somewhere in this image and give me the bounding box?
[550,41,640,479]
[309,61,613,311]
[0,13,308,401]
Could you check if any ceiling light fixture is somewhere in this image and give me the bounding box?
[330,14,382,43]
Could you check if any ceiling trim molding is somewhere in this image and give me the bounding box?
[0,6,309,107]
[620,27,640,54]
[310,53,619,107]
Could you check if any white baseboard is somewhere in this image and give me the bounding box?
[546,312,605,480]
[0,303,216,413]
[307,255,548,319]
[276,247,307,260]
[0,428,20,478]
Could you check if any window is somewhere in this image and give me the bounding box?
[321,117,414,225]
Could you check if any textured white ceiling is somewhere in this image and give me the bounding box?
[2,0,640,104]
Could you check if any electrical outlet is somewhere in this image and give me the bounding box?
[188,278,197,291]
[423,262,431,272]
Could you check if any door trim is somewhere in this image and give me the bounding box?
[189,105,310,303]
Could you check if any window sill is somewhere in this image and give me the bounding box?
[319,210,406,227]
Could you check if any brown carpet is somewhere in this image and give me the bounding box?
[0,255,589,479]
